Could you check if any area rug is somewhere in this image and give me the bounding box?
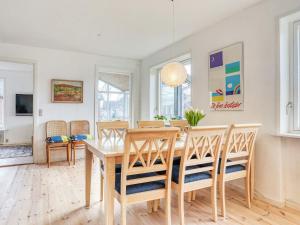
[0,145,33,159]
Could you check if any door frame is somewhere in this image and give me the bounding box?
[0,57,38,164]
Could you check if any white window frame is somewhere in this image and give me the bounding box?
[292,20,300,131]
[158,57,192,119]
[97,80,130,121]
[94,67,133,130]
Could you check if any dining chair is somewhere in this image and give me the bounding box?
[137,120,165,128]
[70,120,90,165]
[172,125,227,224]
[96,121,129,201]
[45,120,70,168]
[97,121,129,142]
[115,127,178,225]
[218,123,261,218]
[169,120,188,132]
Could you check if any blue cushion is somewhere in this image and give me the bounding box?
[172,164,211,184]
[115,172,165,195]
[47,135,69,143]
[225,164,245,173]
[70,134,93,141]
[217,159,246,174]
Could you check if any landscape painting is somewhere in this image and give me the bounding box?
[51,79,83,103]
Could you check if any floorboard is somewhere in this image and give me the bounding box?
[0,160,299,225]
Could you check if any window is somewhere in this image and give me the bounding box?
[159,59,191,119]
[0,79,4,129]
[292,21,300,131]
[97,77,130,121]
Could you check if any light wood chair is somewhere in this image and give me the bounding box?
[70,120,90,165]
[137,120,165,128]
[169,120,188,132]
[96,121,129,201]
[97,121,129,142]
[115,127,178,225]
[218,123,261,218]
[172,125,228,224]
[45,120,70,168]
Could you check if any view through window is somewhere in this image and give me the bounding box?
[159,60,191,119]
[97,74,130,121]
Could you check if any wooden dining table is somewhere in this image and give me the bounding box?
[84,138,255,225]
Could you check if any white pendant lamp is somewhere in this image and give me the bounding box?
[161,0,187,87]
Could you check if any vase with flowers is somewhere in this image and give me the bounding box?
[184,108,205,127]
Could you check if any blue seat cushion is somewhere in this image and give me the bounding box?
[225,164,245,173]
[115,172,165,195]
[172,164,211,184]
[217,159,246,174]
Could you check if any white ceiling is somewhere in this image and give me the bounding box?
[0,0,263,59]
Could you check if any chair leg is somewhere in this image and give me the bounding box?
[147,201,153,213]
[192,191,196,201]
[245,176,251,209]
[211,186,217,222]
[121,203,127,225]
[73,147,76,165]
[178,191,184,225]
[165,194,172,225]
[187,192,192,202]
[47,145,50,168]
[219,179,226,218]
[153,199,159,212]
[100,172,104,202]
[67,144,71,166]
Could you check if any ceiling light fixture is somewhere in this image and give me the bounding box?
[160,0,187,87]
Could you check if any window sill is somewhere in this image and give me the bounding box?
[274,132,300,139]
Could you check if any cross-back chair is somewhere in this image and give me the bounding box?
[115,127,178,225]
[169,120,188,132]
[137,120,165,128]
[218,123,261,218]
[70,120,90,165]
[172,125,228,224]
[97,121,129,143]
[96,121,129,201]
[45,120,70,168]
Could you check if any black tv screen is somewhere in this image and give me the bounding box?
[16,94,33,116]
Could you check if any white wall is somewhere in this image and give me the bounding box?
[140,0,300,206]
[0,42,140,163]
[0,69,33,144]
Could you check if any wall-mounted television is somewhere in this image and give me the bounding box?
[16,94,33,116]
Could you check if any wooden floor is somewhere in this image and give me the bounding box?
[0,160,299,225]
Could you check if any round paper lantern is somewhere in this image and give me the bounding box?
[160,62,187,87]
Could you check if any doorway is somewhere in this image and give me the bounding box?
[0,61,34,166]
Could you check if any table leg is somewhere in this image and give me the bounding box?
[104,157,115,225]
[85,148,93,208]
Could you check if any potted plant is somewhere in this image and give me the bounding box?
[154,114,167,121]
[184,108,205,127]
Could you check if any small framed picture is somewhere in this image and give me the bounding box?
[51,79,83,103]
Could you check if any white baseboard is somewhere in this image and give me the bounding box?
[285,200,300,211]
[227,183,285,208]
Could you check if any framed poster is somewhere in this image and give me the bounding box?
[51,79,83,103]
[208,42,244,111]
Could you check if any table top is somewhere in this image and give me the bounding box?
[84,138,186,158]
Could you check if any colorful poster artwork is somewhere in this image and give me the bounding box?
[208,42,243,111]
